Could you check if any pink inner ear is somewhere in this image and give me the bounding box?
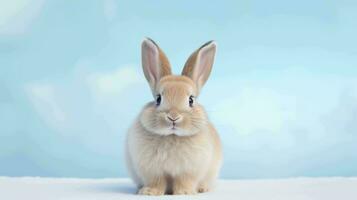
[148,50,159,83]
[143,40,160,85]
[197,53,209,75]
[193,45,215,88]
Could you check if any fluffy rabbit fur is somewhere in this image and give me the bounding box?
[125,38,222,195]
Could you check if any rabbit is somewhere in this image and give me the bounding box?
[125,38,222,195]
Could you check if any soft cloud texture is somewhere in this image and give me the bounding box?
[207,69,357,178]
[25,64,145,133]
[87,66,144,101]
[0,0,45,35]
[214,88,290,135]
[25,83,67,131]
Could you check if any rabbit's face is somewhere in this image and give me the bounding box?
[140,75,207,136]
[139,38,216,136]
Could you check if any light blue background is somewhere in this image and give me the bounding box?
[1,0,357,179]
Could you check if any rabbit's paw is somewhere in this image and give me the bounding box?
[173,188,197,195]
[138,187,165,196]
[198,186,210,193]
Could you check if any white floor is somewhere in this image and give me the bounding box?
[0,177,356,200]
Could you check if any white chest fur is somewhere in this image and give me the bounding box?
[127,124,213,179]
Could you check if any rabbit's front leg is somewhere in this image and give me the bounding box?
[172,174,198,195]
[138,176,166,196]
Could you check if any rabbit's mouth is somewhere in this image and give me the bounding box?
[169,123,184,134]
[170,123,177,130]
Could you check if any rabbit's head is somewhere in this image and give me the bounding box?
[139,38,216,136]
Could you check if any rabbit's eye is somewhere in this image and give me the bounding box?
[156,94,161,106]
[189,95,194,107]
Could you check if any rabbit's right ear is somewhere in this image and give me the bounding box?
[142,38,172,94]
[181,41,216,93]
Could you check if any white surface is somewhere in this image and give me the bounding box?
[0,177,356,200]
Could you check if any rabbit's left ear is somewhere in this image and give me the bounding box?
[142,38,172,94]
[181,41,216,92]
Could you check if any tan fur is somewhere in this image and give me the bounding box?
[181,50,198,78]
[158,46,171,78]
[126,39,222,195]
[182,41,216,91]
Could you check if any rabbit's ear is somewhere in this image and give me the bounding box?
[142,38,172,93]
[182,41,216,92]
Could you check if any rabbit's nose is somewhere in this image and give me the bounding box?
[167,116,180,122]
[166,110,182,122]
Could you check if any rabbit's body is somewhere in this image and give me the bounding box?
[126,101,222,195]
[125,39,222,195]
